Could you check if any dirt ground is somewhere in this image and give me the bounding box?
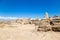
[0,24,60,40]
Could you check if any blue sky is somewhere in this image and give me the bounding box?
[0,0,60,18]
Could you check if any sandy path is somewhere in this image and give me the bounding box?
[0,24,60,40]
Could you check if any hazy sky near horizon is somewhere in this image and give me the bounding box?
[0,0,60,18]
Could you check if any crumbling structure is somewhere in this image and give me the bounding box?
[0,12,60,32]
[36,12,60,32]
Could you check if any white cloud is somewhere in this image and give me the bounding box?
[0,16,19,19]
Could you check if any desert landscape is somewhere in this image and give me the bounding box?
[0,24,60,40]
[0,13,60,40]
[0,0,60,40]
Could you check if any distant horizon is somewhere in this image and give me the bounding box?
[0,12,60,19]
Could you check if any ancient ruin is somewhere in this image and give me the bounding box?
[0,12,60,32]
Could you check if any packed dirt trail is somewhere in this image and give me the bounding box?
[0,24,60,40]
